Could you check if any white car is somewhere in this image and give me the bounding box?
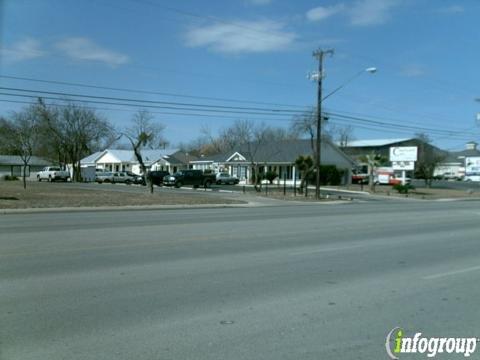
[37,166,70,182]
[216,173,239,185]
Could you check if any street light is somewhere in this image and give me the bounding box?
[310,49,376,200]
[322,67,377,101]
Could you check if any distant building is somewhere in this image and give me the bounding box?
[0,155,51,179]
[342,137,443,161]
[190,138,355,184]
[342,137,446,176]
[435,142,480,178]
[80,149,195,174]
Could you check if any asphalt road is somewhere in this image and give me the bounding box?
[2,200,480,359]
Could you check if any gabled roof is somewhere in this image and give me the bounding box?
[165,151,198,165]
[106,149,179,163]
[191,139,355,166]
[0,155,51,166]
[80,151,106,165]
[345,138,413,147]
[81,148,180,165]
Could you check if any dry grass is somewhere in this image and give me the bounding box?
[0,181,244,209]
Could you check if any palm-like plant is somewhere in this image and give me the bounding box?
[295,155,314,194]
[358,151,385,191]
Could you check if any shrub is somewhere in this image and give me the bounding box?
[3,175,19,181]
[393,183,415,194]
[306,165,344,186]
[251,171,264,183]
[265,170,278,184]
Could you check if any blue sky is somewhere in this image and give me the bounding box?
[1,0,480,150]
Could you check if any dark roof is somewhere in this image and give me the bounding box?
[444,149,480,163]
[192,139,354,165]
[166,151,199,165]
[191,152,232,163]
[0,155,51,166]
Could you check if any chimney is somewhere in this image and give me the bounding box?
[466,141,478,150]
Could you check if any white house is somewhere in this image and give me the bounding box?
[80,149,192,175]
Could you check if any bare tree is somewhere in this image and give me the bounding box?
[334,124,355,148]
[123,110,166,194]
[222,120,284,191]
[0,107,41,189]
[37,100,114,181]
[414,133,446,188]
[290,107,335,154]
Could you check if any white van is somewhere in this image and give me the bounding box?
[464,173,480,182]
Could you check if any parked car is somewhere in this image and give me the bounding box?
[112,172,135,184]
[37,166,70,182]
[216,172,239,185]
[163,170,216,188]
[126,171,145,185]
[442,172,461,181]
[147,170,170,186]
[95,172,114,183]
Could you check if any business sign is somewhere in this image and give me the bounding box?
[389,146,418,162]
[392,161,415,171]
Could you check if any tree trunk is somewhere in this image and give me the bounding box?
[299,172,307,194]
[368,165,374,192]
[22,164,27,189]
[147,176,154,194]
[253,163,261,192]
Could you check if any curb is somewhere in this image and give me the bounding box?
[0,202,256,215]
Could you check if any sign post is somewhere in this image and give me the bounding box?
[389,147,418,185]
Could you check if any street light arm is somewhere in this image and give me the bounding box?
[322,68,376,102]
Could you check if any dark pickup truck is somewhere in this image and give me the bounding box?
[163,170,216,188]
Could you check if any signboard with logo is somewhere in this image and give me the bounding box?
[389,146,418,162]
[392,161,415,171]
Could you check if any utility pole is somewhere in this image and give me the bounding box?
[313,48,334,200]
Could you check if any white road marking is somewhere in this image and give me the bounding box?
[423,265,480,280]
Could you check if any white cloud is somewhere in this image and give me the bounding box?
[0,38,46,63]
[437,5,464,14]
[348,0,400,26]
[184,20,296,54]
[401,64,425,77]
[306,4,345,22]
[246,0,272,5]
[55,37,129,66]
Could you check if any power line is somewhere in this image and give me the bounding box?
[0,86,302,114]
[0,74,310,109]
[1,95,476,139]
[0,98,294,123]
[0,92,297,117]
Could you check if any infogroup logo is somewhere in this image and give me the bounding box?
[385,327,478,359]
